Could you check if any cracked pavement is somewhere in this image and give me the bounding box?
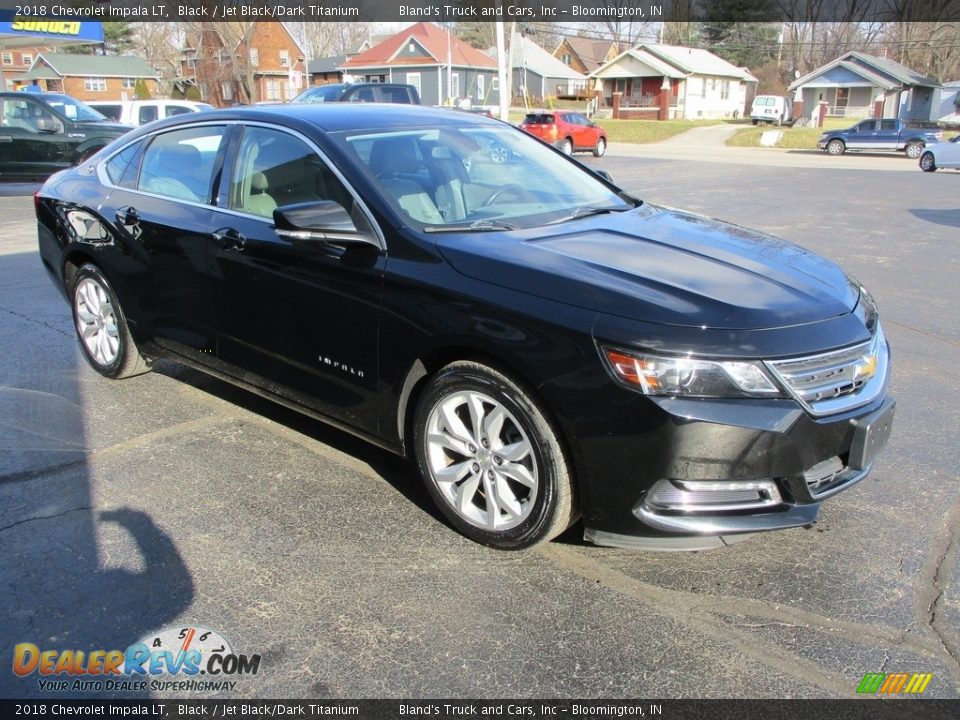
[0,149,958,699]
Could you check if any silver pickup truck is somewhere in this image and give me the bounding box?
[819,118,942,158]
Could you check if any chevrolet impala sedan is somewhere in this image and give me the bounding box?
[35,104,895,550]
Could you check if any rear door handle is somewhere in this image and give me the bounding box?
[211,227,246,251]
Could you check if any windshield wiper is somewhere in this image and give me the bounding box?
[424,219,521,233]
[547,205,630,225]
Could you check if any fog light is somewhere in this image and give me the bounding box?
[645,479,782,513]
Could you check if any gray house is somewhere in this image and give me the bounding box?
[339,22,498,107]
[789,51,940,122]
[486,35,587,103]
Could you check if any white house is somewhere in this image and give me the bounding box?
[589,44,757,120]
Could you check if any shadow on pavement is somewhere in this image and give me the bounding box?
[0,248,194,699]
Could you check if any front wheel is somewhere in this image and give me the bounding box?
[561,138,573,156]
[920,151,937,172]
[71,264,150,379]
[905,142,923,159]
[826,139,845,155]
[593,137,606,157]
[413,361,576,550]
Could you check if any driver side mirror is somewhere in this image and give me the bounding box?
[273,200,382,250]
[36,116,64,134]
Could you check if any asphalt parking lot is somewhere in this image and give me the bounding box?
[1,148,958,700]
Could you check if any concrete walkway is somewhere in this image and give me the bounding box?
[654,124,743,147]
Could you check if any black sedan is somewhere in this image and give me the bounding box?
[35,104,895,550]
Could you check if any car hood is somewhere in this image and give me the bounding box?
[436,204,859,330]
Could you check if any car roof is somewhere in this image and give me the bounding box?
[144,103,493,133]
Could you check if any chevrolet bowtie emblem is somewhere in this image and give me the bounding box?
[854,353,878,381]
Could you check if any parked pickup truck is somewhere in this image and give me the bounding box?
[87,100,213,126]
[818,119,942,158]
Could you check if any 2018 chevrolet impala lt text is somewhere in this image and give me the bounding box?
[35,105,894,550]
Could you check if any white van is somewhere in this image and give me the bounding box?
[751,95,794,126]
[86,99,214,126]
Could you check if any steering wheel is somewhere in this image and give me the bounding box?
[481,184,528,207]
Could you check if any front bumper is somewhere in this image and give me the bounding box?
[547,369,895,549]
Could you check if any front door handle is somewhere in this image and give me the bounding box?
[115,206,139,226]
[211,227,246,251]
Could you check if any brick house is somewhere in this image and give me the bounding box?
[179,22,306,106]
[19,53,158,101]
[1,44,44,90]
[553,36,618,95]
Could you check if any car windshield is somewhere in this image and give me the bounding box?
[293,86,343,103]
[331,124,633,231]
[39,94,106,122]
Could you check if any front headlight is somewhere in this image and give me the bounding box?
[601,346,783,398]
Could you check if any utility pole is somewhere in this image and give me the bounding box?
[495,5,508,121]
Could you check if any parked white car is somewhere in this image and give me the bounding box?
[919,135,960,171]
[86,99,214,126]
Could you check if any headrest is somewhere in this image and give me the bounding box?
[251,172,268,193]
[369,136,419,177]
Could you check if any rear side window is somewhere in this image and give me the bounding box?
[524,114,554,124]
[879,120,897,131]
[138,105,158,124]
[139,126,226,202]
[165,105,193,117]
[104,140,145,188]
[95,104,122,120]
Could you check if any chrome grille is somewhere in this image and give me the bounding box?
[766,325,887,416]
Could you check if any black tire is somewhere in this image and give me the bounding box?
[751,119,758,126]
[71,263,150,379]
[561,138,573,156]
[826,139,845,156]
[920,152,937,172]
[412,361,577,550]
[593,137,607,158]
[905,142,923,160]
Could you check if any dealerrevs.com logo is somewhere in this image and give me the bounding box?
[13,626,261,693]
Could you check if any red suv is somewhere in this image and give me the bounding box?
[520,110,607,157]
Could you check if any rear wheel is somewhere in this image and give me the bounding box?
[905,142,923,159]
[827,139,845,155]
[561,138,573,156]
[920,151,937,172]
[413,361,576,550]
[593,137,606,157]
[71,264,150,379]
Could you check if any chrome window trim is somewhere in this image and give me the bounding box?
[95,119,386,251]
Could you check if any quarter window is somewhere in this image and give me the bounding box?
[138,126,226,202]
[104,140,145,188]
[139,105,158,124]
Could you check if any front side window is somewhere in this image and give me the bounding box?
[228,126,356,220]
[138,125,226,202]
[335,125,630,229]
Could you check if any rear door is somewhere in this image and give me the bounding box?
[98,123,230,361]
[875,119,900,149]
[207,124,385,433]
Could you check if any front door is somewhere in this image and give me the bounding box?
[0,96,71,179]
[208,125,385,434]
